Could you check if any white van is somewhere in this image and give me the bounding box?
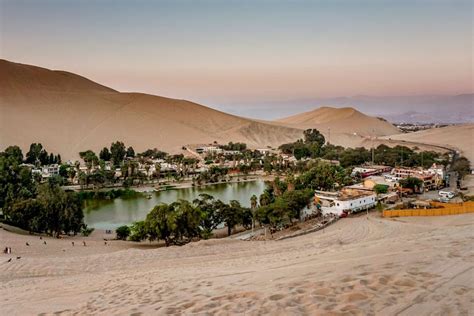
[438,190,455,199]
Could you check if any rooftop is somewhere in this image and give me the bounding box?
[315,189,375,201]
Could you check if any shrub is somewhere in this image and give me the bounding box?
[81,226,95,237]
[116,225,131,240]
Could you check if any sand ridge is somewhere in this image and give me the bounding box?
[0,60,303,160]
[384,124,474,164]
[275,106,401,137]
[1,214,473,315]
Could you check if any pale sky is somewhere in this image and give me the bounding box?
[1,0,472,115]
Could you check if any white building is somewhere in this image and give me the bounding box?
[315,189,377,216]
[428,163,446,179]
[196,146,223,154]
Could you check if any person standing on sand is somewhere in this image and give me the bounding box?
[83,241,86,246]
[72,241,74,247]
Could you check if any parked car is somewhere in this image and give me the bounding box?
[438,190,455,199]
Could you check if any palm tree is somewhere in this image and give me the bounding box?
[250,194,258,231]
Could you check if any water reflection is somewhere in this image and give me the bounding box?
[84,180,266,229]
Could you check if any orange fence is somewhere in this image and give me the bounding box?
[383,202,474,217]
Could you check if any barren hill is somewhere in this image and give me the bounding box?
[276,106,400,137]
[383,124,474,163]
[0,60,303,160]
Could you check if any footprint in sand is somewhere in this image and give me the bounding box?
[268,293,285,301]
[394,279,416,287]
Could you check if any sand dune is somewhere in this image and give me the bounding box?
[0,60,303,160]
[384,124,474,163]
[276,106,400,137]
[1,213,472,314]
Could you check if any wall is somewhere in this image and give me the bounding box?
[383,202,474,217]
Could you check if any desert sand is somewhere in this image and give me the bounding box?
[1,59,410,162]
[384,124,474,164]
[276,106,400,137]
[0,59,303,160]
[1,213,472,315]
[275,106,403,150]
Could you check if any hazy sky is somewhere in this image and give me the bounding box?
[1,0,472,115]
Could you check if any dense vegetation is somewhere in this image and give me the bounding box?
[399,177,424,192]
[220,142,247,151]
[118,158,352,244]
[25,143,61,166]
[280,130,447,168]
[120,195,253,245]
[0,146,85,236]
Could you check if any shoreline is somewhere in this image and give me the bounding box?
[64,173,278,193]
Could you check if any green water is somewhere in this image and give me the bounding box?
[83,180,266,229]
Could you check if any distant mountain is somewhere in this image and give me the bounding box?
[383,106,473,124]
[220,94,473,123]
[0,59,303,160]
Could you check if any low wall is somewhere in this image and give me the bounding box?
[383,202,474,217]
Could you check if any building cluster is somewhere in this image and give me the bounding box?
[316,163,447,217]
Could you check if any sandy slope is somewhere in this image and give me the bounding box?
[276,106,400,136]
[0,60,303,160]
[384,124,474,163]
[1,213,472,315]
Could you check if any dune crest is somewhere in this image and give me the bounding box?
[276,106,400,137]
[0,59,303,160]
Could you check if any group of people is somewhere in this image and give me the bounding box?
[3,231,113,261]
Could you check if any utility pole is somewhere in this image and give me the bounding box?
[371,129,375,165]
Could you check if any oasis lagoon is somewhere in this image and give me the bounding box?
[84,180,266,229]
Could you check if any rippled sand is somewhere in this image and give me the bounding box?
[1,213,473,315]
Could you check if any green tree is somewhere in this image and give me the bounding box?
[399,177,423,193]
[4,146,23,163]
[129,221,148,241]
[145,204,177,246]
[452,156,470,179]
[303,129,325,147]
[373,184,389,195]
[79,150,99,174]
[193,194,222,239]
[110,141,126,167]
[116,225,131,240]
[36,183,84,237]
[99,147,112,161]
[126,146,135,158]
[0,148,36,211]
[25,143,43,165]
